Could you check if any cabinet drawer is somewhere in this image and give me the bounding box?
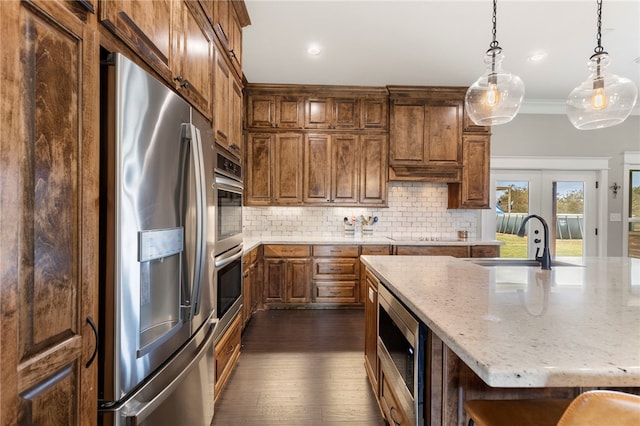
[314,281,357,303]
[263,244,310,257]
[395,245,470,257]
[313,245,359,257]
[214,314,241,398]
[361,245,391,255]
[313,258,359,280]
[470,245,500,258]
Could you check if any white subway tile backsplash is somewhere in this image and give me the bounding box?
[243,182,479,240]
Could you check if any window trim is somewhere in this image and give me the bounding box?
[623,151,640,257]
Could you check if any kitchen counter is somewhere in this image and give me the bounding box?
[242,236,502,254]
[360,255,640,388]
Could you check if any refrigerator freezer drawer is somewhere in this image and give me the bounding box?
[100,318,216,426]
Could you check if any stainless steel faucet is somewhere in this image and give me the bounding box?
[517,214,552,270]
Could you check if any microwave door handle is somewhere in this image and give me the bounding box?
[214,245,243,269]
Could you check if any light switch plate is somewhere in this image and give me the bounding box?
[610,213,622,222]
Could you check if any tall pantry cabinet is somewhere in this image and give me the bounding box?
[0,1,99,425]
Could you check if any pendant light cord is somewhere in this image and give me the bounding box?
[489,0,500,52]
[594,0,604,54]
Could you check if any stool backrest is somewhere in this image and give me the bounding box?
[557,390,640,426]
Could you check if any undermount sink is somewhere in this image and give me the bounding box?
[465,258,580,267]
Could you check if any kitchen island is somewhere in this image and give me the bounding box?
[360,255,640,424]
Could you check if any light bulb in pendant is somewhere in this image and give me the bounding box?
[590,78,606,110]
[486,81,501,107]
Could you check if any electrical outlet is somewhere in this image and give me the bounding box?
[609,213,622,222]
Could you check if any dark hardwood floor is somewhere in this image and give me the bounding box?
[211,309,387,426]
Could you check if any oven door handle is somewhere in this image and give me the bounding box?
[215,244,244,269]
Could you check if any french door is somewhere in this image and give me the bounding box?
[491,170,598,258]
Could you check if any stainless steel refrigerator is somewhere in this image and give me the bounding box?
[99,53,217,426]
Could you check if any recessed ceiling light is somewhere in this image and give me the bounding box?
[307,46,321,56]
[528,52,547,62]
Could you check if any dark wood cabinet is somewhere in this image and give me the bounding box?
[312,245,360,304]
[273,133,304,204]
[214,313,241,400]
[448,134,491,209]
[214,49,231,148]
[302,133,387,206]
[99,0,174,81]
[388,86,465,182]
[245,133,273,205]
[304,96,359,129]
[242,247,260,330]
[247,94,304,129]
[332,134,360,204]
[304,134,332,203]
[394,244,500,257]
[362,97,389,129]
[364,269,380,398]
[174,0,214,118]
[263,245,312,305]
[1,0,99,423]
[360,134,388,205]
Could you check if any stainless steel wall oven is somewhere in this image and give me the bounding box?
[212,149,243,338]
[378,283,427,426]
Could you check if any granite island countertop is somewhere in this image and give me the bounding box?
[360,255,640,388]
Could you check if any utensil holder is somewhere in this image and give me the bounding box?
[362,225,374,236]
[343,224,355,236]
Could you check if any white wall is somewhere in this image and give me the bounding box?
[491,113,640,256]
[243,182,478,241]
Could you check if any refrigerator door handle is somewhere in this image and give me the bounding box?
[121,323,216,424]
[181,123,207,319]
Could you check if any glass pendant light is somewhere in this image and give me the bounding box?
[566,0,638,130]
[465,0,525,126]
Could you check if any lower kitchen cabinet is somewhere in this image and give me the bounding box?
[214,313,242,401]
[263,245,312,305]
[394,244,500,258]
[312,245,360,304]
[364,269,380,397]
[242,246,261,330]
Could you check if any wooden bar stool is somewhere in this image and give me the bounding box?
[463,398,572,426]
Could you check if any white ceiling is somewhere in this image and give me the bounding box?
[242,0,640,108]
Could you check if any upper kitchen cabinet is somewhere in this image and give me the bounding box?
[100,0,215,118]
[388,86,465,182]
[245,84,388,131]
[210,0,249,76]
[448,133,491,209]
[1,0,99,423]
[246,92,304,129]
[361,96,389,130]
[215,48,244,157]
[304,96,359,129]
[359,134,388,206]
[245,132,304,206]
[99,0,174,81]
[173,0,214,118]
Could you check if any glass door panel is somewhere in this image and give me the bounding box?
[492,170,597,259]
[628,170,640,258]
[551,181,585,257]
[495,180,530,258]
